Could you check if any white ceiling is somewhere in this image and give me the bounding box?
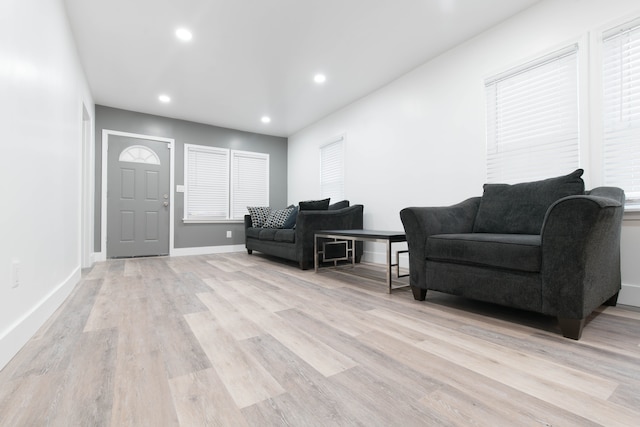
[63,0,540,137]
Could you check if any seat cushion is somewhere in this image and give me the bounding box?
[426,233,541,272]
[274,229,295,243]
[246,227,262,239]
[258,228,278,240]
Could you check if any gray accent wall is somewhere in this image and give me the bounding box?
[95,105,288,252]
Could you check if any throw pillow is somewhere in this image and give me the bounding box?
[282,205,298,229]
[328,200,350,210]
[263,207,295,228]
[329,200,349,211]
[299,198,330,211]
[247,206,271,228]
[473,169,585,235]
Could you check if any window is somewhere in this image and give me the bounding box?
[602,18,640,208]
[485,45,580,184]
[119,145,160,165]
[184,144,268,221]
[184,145,229,220]
[320,136,344,201]
[230,150,269,219]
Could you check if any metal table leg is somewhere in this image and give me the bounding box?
[386,239,392,293]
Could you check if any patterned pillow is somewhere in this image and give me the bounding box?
[263,207,295,229]
[247,206,271,228]
[282,206,298,229]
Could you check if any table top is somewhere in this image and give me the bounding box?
[315,229,406,242]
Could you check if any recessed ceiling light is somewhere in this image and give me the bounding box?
[261,116,271,123]
[158,94,171,103]
[314,74,326,84]
[175,28,193,41]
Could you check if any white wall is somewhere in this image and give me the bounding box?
[0,0,94,368]
[288,0,640,306]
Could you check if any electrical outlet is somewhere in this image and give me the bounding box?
[11,260,20,288]
[226,230,232,238]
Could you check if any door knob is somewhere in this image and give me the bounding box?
[163,201,169,207]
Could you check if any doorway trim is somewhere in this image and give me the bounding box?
[101,129,175,258]
[81,104,93,268]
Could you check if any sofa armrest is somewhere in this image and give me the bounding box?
[400,197,481,289]
[244,214,253,240]
[295,205,364,269]
[541,188,625,318]
[244,214,252,229]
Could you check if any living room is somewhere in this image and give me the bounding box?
[2,0,640,424]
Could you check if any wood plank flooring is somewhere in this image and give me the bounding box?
[1,252,639,426]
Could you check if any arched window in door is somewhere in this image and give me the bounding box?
[119,145,160,165]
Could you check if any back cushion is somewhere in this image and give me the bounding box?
[299,198,330,211]
[328,200,350,210]
[473,169,585,234]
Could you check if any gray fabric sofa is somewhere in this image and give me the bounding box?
[245,201,364,270]
[400,169,625,339]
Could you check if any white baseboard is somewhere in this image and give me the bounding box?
[92,251,106,262]
[171,244,245,257]
[619,283,640,308]
[0,266,81,370]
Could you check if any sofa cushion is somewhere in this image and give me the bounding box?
[426,233,542,272]
[263,207,294,228]
[246,227,262,239]
[299,198,330,211]
[247,206,271,228]
[274,229,296,243]
[282,205,298,229]
[473,169,584,234]
[328,200,350,210]
[248,227,295,243]
[258,228,278,240]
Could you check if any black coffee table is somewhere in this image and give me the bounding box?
[314,229,409,293]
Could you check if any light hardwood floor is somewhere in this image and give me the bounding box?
[1,253,639,426]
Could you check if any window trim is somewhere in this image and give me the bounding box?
[600,17,640,210]
[591,16,640,213]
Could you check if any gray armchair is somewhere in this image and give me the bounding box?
[400,170,625,339]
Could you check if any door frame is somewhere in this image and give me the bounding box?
[81,104,93,268]
[101,129,175,258]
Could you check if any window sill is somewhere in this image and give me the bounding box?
[183,219,244,224]
[623,208,640,221]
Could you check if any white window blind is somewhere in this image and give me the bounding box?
[603,19,640,207]
[485,45,580,184]
[230,150,269,219]
[320,137,344,201]
[184,144,229,220]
